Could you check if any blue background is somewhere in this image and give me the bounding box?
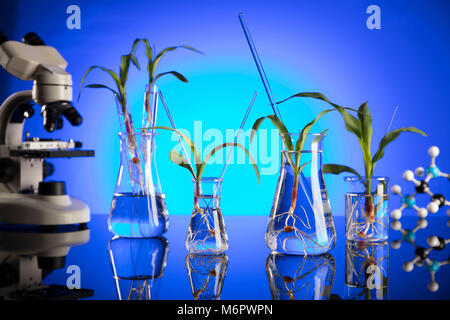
[0,0,449,216]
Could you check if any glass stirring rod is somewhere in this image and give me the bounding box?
[238,13,312,209]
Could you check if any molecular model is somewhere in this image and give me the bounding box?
[391,146,449,220]
[391,217,450,292]
[390,145,450,292]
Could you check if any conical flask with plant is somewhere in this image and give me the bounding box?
[146,126,260,254]
[78,39,202,237]
[251,109,338,255]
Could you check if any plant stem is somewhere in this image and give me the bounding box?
[289,173,299,214]
[364,178,375,221]
[194,179,200,209]
[144,88,151,116]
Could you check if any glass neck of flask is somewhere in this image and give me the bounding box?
[193,177,222,209]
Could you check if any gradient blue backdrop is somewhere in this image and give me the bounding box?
[0,0,449,216]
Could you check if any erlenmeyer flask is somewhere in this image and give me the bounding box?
[107,236,169,300]
[186,177,228,254]
[265,252,336,300]
[266,133,336,255]
[108,126,169,238]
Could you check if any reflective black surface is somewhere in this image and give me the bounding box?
[12,214,449,300]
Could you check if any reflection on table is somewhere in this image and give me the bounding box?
[185,253,228,300]
[107,236,169,300]
[0,224,93,299]
[345,240,388,300]
[265,252,336,300]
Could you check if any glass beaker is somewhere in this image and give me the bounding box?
[265,252,336,300]
[108,128,169,238]
[344,176,389,242]
[266,133,336,255]
[186,177,228,254]
[185,253,228,300]
[345,240,388,300]
[107,236,169,300]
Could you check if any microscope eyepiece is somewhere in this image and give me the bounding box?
[41,101,82,132]
[22,32,45,46]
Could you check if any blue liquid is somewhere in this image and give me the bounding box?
[109,192,169,237]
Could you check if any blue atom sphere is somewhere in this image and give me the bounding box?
[402,195,416,208]
[403,230,416,243]
[426,260,440,272]
[426,165,440,178]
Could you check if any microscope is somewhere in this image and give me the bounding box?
[0,31,93,226]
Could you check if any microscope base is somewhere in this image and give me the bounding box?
[0,193,90,225]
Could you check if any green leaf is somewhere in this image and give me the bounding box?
[78,66,126,109]
[296,160,312,176]
[120,54,132,86]
[84,84,120,99]
[295,110,333,168]
[146,126,202,175]
[250,114,295,169]
[119,39,142,87]
[371,127,427,169]
[356,102,373,177]
[138,39,154,78]
[198,142,260,184]
[129,38,142,70]
[278,92,362,139]
[323,164,363,181]
[169,150,196,178]
[150,45,203,83]
[153,71,189,83]
[250,114,294,151]
[358,102,372,149]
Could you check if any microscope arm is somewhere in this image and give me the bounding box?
[0,90,33,146]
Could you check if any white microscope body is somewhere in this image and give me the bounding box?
[0,31,93,226]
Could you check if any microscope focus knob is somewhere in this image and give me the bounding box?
[38,181,67,196]
[0,158,18,183]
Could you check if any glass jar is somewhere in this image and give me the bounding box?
[344,176,389,242]
[185,177,228,254]
[266,133,336,255]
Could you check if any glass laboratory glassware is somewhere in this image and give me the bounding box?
[266,133,336,255]
[107,236,169,300]
[345,240,388,300]
[186,177,228,254]
[185,253,228,300]
[142,84,158,128]
[265,252,336,300]
[108,128,169,238]
[344,176,389,242]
